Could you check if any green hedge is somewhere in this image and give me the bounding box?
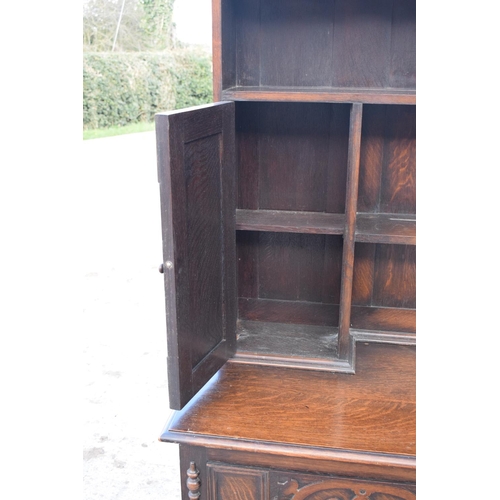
[83,50,212,130]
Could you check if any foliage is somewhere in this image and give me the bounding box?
[83,49,212,130]
[169,49,213,109]
[83,0,174,52]
[140,0,174,50]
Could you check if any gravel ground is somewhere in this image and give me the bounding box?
[82,131,182,499]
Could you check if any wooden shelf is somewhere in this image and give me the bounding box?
[351,305,416,334]
[236,209,345,235]
[236,320,338,361]
[163,343,416,459]
[238,298,415,335]
[355,213,416,245]
[236,210,416,245]
[222,86,415,105]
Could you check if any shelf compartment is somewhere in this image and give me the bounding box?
[236,209,345,235]
[238,298,415,335]
[355,213,416,245]
[236,320,338,360]
[216,0,415,102]
[239,297,339,327]
[351,305,415,334]
[223,86,416,105]
[236,102,350,214]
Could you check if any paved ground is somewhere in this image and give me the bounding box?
[82,131,181,499]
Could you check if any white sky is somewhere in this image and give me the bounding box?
[173,0,212,48]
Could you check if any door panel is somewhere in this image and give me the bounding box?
[156,102,237,410]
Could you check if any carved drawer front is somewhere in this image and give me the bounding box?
[276,475,416,500]
[207,463,270,500]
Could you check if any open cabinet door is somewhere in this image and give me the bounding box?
[156,102,237,410]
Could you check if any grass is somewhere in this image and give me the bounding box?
[83,121,155,140]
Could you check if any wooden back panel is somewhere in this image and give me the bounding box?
[217,0,416,92]
[236,102,350,213]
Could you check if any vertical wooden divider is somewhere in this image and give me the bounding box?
[212,0,222,101]
[338,103,363,360]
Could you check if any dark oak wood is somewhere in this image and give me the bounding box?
[215,0,416,97]
[159,1,416,496]
[179,446,207,500]
[356,212,416,245]
[223,86,416,105]
[236,210,415,244]
[236,319,338,362]
[238,297,339,327]
[207,447,416,484]
[236,209,345,235]
[156,102,237,410]
[207,463,269,500]
[338,103,363,359]
[358,105,416,215]
[235,101,350,213]
[237,299,415,335]
[205,461,417,500]
[162,343,416,458]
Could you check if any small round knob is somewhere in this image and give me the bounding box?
[159,261,173,273]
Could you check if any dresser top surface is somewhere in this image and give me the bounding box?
[162,343,415,460]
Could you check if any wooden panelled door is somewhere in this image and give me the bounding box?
[156,102,237,410]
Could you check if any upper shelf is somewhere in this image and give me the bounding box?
[222,86,416,105]
[215,0,416,103]
[236,209,416,245]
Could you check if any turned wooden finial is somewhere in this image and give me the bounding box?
[186,461,200,499]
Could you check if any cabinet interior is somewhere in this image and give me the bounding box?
[233,101,415,368]
[220,0,416,103]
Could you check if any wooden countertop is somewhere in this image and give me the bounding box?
[161,342,415,467]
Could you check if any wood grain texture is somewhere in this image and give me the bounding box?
[156,102,236,410]
[205,462,417,500]
[238,299,415,335]
[184,134,224,367]
[238,298,339,327]
[236,102,350,212]
[208,447,416,483]
[260,0,335,87]
[236,232,343,313]
[236,231,259,299]
[179,445,207,500]
[220,0,416,95]
[212,0,223,100]
[236,319,338,360]
[208,463,269,500]
[338,103,363,359]
[332,0,391,88]
[351,305,415,334]
[358,105,416,215]
[222,87,416,105]
[234,0,261,87]
[372,244,416,309]
[279,474,415,500]
[380,105,416,214]
[236,209,345,235]
[390,0,417,88]
[352,243,416,328]
[355,212,416,245]
[163,343,416,457]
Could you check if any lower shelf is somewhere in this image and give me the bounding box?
[233,313,415,372]
[236,320,338,368]
[238,298,416,333]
